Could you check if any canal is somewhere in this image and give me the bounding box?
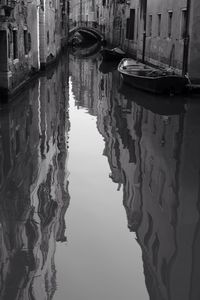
[0,52,200,300]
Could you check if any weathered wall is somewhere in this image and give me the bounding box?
[70,0,96,27]
[0,1,39,91]
[96,0,200,80]
[142,0,187,73]
[39,0,63,67]
[0,0,68,96]
[188,0,200,82]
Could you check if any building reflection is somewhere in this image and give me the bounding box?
[0,55,70,300]
[69,54,101,116]
[70,55,200,300]
[99,71,200,300]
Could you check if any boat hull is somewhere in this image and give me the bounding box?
[120,72,188,95]
[118,58,189,95]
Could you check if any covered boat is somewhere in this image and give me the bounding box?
[118,58,189,95]
[100,47,126,61]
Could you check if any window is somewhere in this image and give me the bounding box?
[0,31,8,70]
[8,33,11,58]
[157,13,161,37]
[148,15,152,36]
[24,30,29,55]
[13,30,18,59]
[126,18,130,39]
[181,8,187,38]
[168,11,173,38]
[129,9,135,40]
[126,9,135,40]
[91,0,95,11]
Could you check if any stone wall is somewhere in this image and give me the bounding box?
[0,0,69,98]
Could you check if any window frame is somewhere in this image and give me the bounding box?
[157,13,161,37]
[167,10,173,38]
[13,29,18,60]
[180,8,187,39]
[148,14,152,37]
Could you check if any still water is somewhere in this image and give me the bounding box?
[0,52,200,300]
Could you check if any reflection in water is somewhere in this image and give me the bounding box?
[70,41,102,59]
[70,54,200,300]
[0,55,70,299]
[1,51,200,300]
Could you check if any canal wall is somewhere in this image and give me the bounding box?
[0,0,69,101]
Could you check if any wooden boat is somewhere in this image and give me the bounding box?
[118,58,189,95]
[68,32,84,46]
[100,47,126,61]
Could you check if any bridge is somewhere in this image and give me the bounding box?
[69,25,105,43]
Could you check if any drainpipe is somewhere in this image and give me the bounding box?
[142,0,147,63]
[182,0,191,75]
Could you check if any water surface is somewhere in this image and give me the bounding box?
[1,52,200,300]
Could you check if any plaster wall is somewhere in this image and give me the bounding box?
[138,0,187,72]
[39,0,62,67]
[188,0,200,82]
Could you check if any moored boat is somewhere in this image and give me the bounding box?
[118,58,189,95]
[100,47,126,61]
[68,32,84,46]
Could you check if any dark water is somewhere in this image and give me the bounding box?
[1,52,200,300]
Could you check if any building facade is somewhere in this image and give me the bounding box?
[0,0,68,98]
[70,0,200,82]
[69,0,97,29]
[123,0,200,81]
